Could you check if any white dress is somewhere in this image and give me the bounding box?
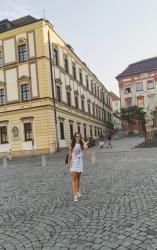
[70,143,83,172]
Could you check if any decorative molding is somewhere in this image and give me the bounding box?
[18,75,31,83]
[16,38,27,45]
[66,85,72,91]
[87,99,91,103]
[74,90,79,96]
[58,116,65,122]
[0,81,6,86]
[55,78,62,85]
[0,120,9,123]
[21,116,34,121]
[69,119,73,124]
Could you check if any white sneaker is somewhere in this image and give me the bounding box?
[74,195,78,202]
[77,192,82,197]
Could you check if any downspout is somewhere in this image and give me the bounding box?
[47,28,59,151]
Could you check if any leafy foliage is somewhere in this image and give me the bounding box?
[120,105,145,133]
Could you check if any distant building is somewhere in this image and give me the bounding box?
[0,15,113,156]
[116,57,157,134]
[110,91,122,132]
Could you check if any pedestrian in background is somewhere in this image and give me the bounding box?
[67,133,89,202]
[99,133,104,148]
[107,133,112,148]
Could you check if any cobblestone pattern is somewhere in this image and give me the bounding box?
[0,138,157,249]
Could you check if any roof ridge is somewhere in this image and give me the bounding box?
[129,56,157,66]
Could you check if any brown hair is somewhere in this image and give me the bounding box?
[71,132,84,150]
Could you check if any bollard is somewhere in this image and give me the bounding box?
[3,158,7,168]
[92,151,96,165]
[42,155,47,167]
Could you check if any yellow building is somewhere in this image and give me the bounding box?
[0,15,113,156]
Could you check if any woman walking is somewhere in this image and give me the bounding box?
[68,133,89,202]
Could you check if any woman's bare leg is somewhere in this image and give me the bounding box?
[71,172,78,197]
[77,173,81,193]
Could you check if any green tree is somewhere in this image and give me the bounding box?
[120,105,145,134]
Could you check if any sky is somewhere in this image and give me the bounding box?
[1,0,157,96]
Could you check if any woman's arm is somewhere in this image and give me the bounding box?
[67,146,72,167]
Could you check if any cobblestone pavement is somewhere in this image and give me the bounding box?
[0,136,157,249]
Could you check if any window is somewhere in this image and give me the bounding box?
[104,110,106,121]
[64,55,69,73]
[108,113,110,122]
[0,50,3,67]
[79,70,83,84]
[91,81,93,93]
[18,44,27,62]
[75,96,78,109]
[70,124,73,139]
[56,86,61,102]
[99,109,101,119]
[147,80,154,89]
[95,128,97,136]
[73,64,76,80]
[103,95,105,104]
[21,84,30,101]
[97,87,99,98]
[81,99,84,112]
[67,91,71,106]
[93,106,95,116]
[90,126,93,137]
[125,97,132,107]
[78,125,80,134]
[124,85,131,93]
[53,48,59,66]
[0,126,8,144]
[136,82,143,92]
[0,89,5,105]
[98,129,100,136]
[60,122,64,139]
[137,96,144,108]
[148,95,155,109]
[96,108,98,117]
[88,103,90,114]
[24,123,32,141]
[86,76,89,90]
[84,126,87,138]
[94,84,96,95]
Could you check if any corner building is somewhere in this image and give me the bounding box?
[0,16,113,156]
[116,57,157,134]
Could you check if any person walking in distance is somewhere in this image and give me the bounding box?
[99,133,104,148]
[68,133,89,202]
[107,133,112,148]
